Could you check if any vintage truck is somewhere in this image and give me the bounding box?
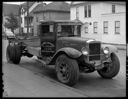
[6,20,120,86]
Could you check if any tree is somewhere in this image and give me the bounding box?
[4,13,19,33]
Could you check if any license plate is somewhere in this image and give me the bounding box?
[43,47,53,51]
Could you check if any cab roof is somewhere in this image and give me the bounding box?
[39,19,83,25]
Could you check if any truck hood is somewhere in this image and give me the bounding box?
[58,37,98,44]
[57,37,101,51]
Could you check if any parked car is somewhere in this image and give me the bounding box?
[5,30,15,39]
[6,20,120,86]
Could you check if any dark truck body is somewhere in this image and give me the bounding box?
[6,20,120,86]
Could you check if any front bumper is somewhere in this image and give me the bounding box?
[83,54,111,70]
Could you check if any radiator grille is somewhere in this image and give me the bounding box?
[89,43,101,61]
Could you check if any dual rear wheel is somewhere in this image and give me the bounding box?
[6,44,21,64]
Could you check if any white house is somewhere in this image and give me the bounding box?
[70,1,126,45]
[20,2,42,34]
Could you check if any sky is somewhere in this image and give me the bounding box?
[3,1,71,5]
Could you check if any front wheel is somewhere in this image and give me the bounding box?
[97,53,120,79]
[55,54,79,86]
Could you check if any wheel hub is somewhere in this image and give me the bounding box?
[58,63,70,80]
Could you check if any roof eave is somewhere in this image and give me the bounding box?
[33,10,70,13]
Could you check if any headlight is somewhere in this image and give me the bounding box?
[103,47,109,54]
[81,47,88,55]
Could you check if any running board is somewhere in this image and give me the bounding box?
[35,58,47,67]
[27,46,41,57]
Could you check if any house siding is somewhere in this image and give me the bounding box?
[70,2,126,44]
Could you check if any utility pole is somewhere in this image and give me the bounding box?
[19,5,22,36]
[27,1,29,38]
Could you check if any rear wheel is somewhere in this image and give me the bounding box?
[6,44,21,64]
[55,54,79,86]
[97,53,120,79]
[6,45,13,63]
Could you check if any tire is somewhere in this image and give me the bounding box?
[97,53,120,79]
[7,44,21,64]
[55,54,79,86]
[6,45,13,63]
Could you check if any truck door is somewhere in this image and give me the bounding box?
[39,23,56,56]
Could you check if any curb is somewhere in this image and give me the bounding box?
[34,59,89,97]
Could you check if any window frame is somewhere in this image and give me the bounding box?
[84,5,91,18]
[88,5,91,17]
[93,22,98,34]
[115,21,120,34]
[112,5,115,13]
[103,21,108,34]
[84,5,87,18]
[85,25,88,34]
[36,17,38,22]
[76,7,79,19]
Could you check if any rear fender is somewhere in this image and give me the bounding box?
[49,47,82,65]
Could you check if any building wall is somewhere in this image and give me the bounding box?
[49,12,70,20]
[101,13,126,44]
[70,2,126,44]
[33,11,70,36]
[100,3,126,14]
[33,12,44,36]
[70,3,103,21]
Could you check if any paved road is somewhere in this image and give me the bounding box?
[2,40,126,97]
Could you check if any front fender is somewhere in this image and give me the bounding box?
[102,44,118,55]
[49,47,82,65]
[57,47,82,58]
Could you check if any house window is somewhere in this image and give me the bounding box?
[84,5,87,17]
[103,21,108,34]
[36,17,38,22]
[21,8,24,15]
[115,21,120,34]
[85,27,88,33]
[84,5,91,18]
[85,26,88,33]
[112,5,115,13]
[84,22,88,33]
[93,22,98,34]
[76,7,79,19]
[88,5,91,17]
[21,18,22,24]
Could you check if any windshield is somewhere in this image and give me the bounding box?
[57,25,81,37]
[39,23,81,37]
[40,24,54,36]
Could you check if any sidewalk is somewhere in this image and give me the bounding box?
[2,62,87,97]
